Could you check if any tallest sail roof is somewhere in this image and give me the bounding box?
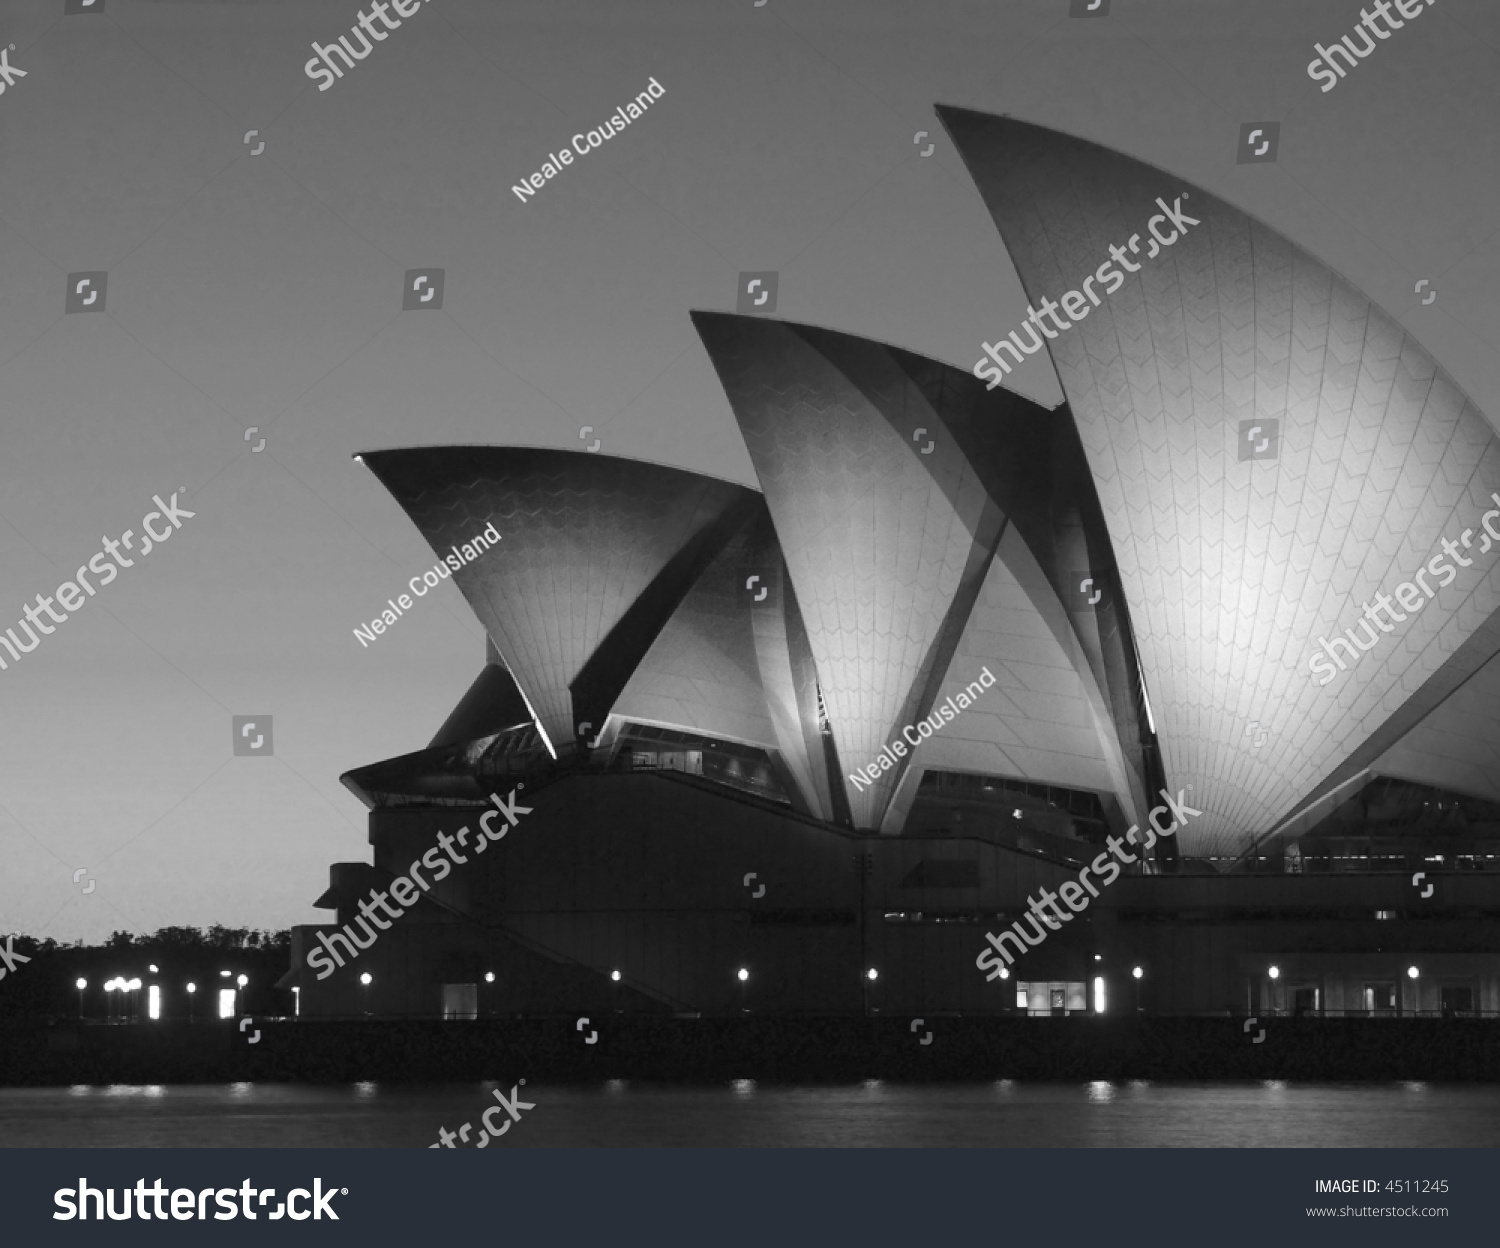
[938,107,1500,855]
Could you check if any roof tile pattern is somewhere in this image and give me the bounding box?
[694,314,999,827]
[360,447,758,754]
[1373,647,1500,804]
[940,108,1500,855]
[611,517,780,752]
[884,524,1128,832]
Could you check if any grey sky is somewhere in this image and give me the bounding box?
[2,0,1497,939]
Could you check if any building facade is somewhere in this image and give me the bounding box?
[281,110,1500,1020]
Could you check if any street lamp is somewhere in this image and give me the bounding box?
[359,971,372,1017]
[75,978,86,1020]
[1131,966,1143,1016]
[1406,965,1420,979]
[186,982,196,1023]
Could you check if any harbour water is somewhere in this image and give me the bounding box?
[3,1080,1497,1148]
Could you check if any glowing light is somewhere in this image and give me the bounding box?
[513,682,557,761]
[236,974,248,988]
[1407,965,1419,979]
[147,985,161,1020]
[217,989,235,1019]
[1093,975,1106,1014]
[736,967,749,983]
[610,970,621,982]
[1131,966,1143,980]
[866,967,879,981]
[1268,965,1280,980]
[484,972,496,983]
[75,978,86,991]
[186,982,196,994]
[360,972,372,986]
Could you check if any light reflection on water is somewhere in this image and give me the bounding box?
[3,1081,1498,1148]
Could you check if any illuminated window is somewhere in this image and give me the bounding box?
[1016,980,1088,1015]
[217,988,236,1020]
[442,983,477,1020]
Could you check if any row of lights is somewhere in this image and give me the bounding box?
[74,971,251,1021]
[360,962,1426,996]
[409,963,1435,990]
[74,971,250,990]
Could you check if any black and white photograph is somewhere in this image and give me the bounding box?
[2,0,1497,1241]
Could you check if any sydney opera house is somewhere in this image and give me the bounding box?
[282,108,1500,1023]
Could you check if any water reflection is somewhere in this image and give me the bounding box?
[3,1081,1498,1149]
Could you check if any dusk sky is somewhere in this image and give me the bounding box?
[2,0,1497,941]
